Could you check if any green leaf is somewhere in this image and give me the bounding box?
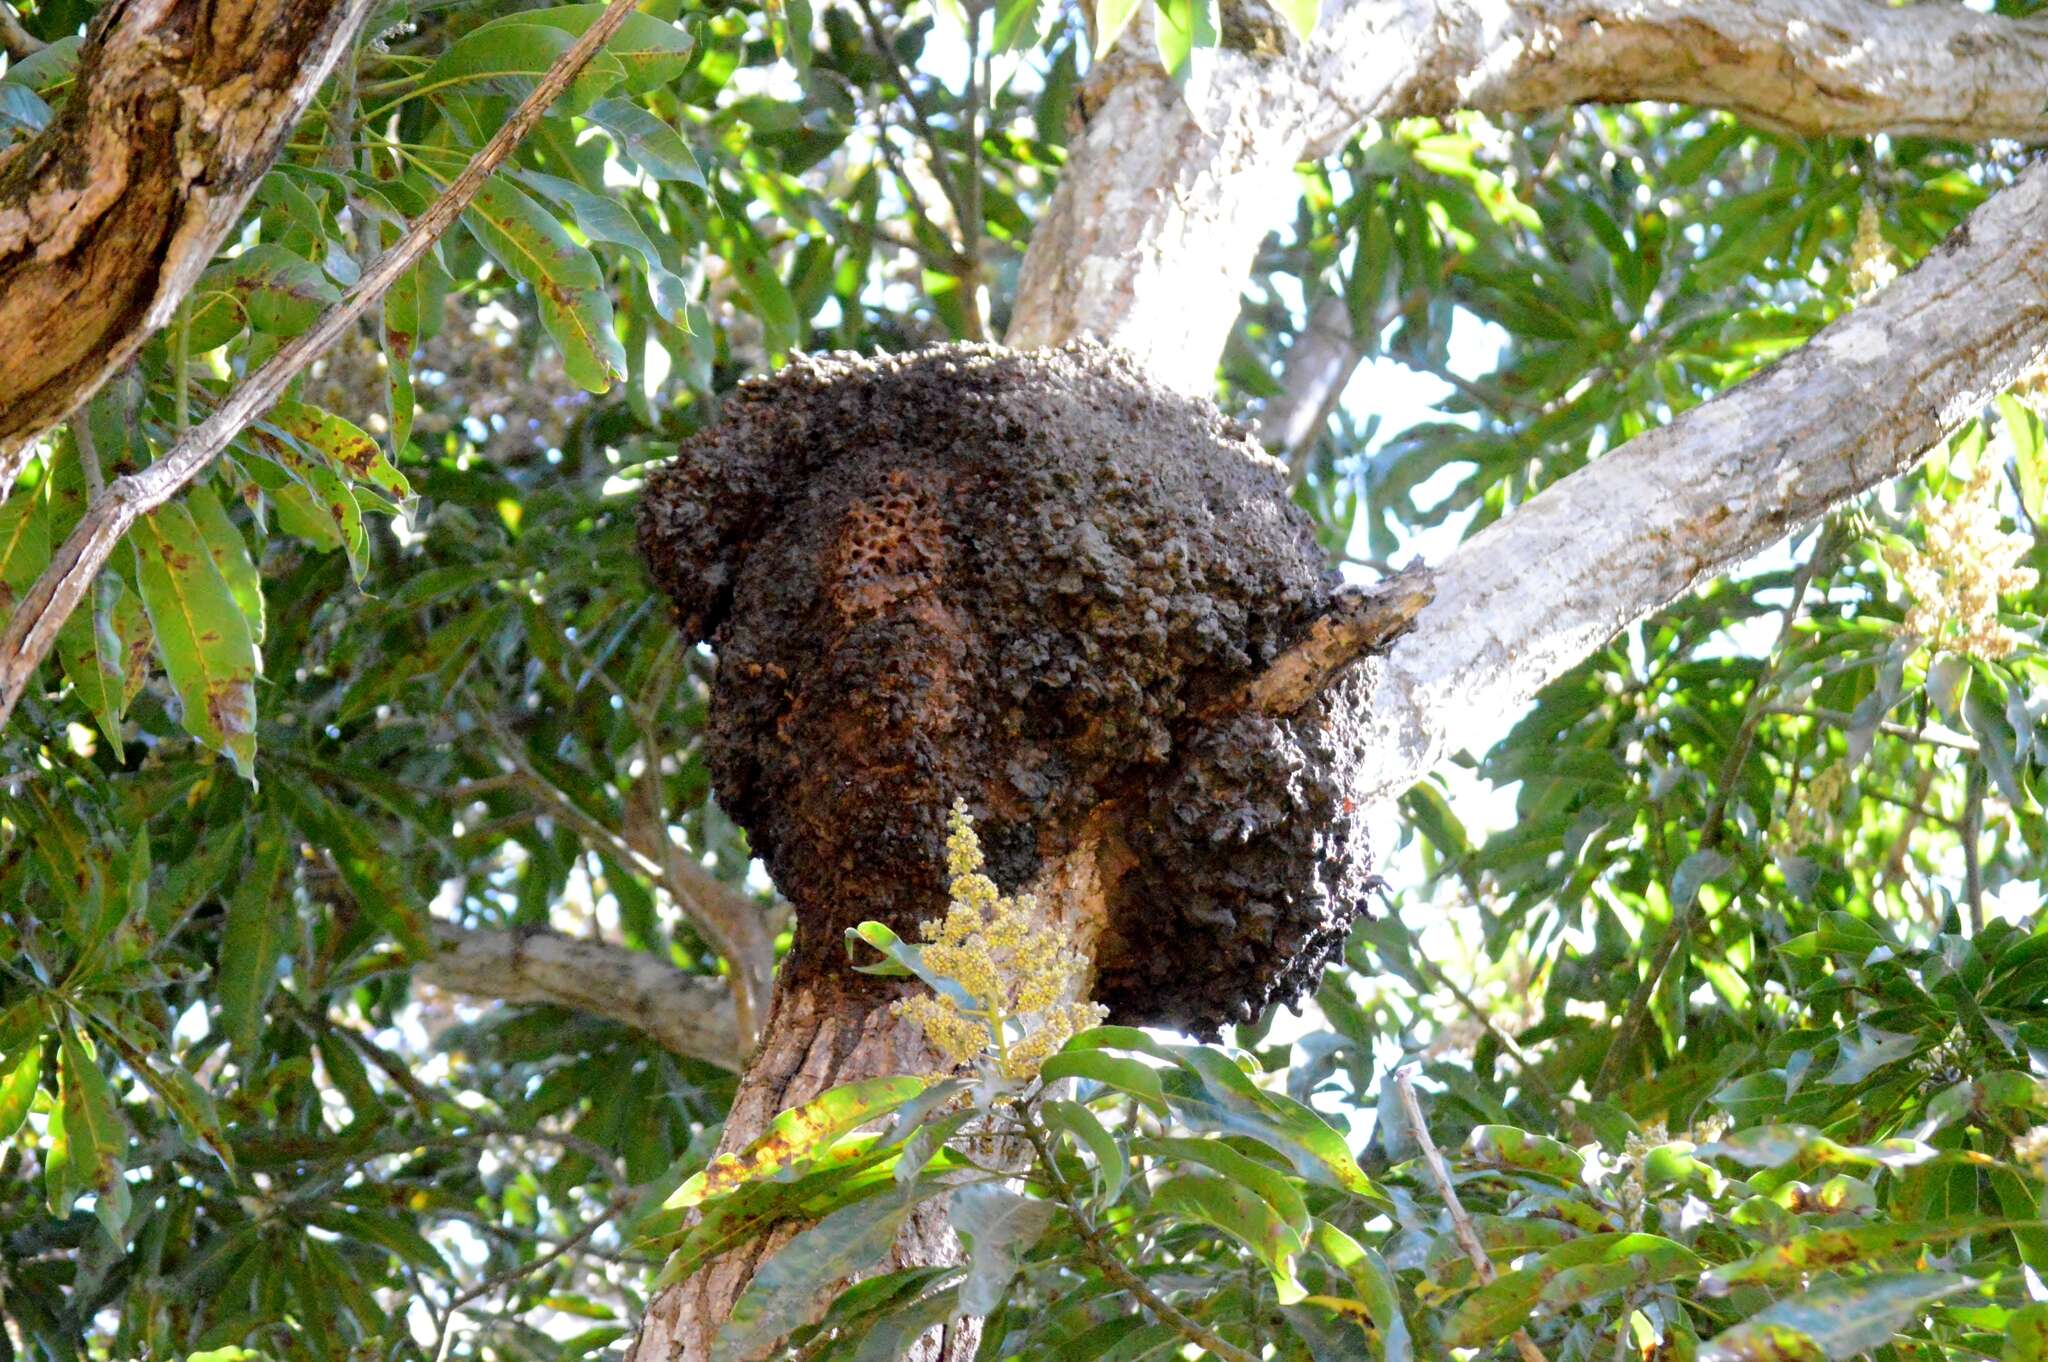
[219,824,291,1057]
[846,921,983,1013]
[58,1024,128,1231]
[1092,0,1141,59]
[241,441,358,561]
[413,22,625,114]
[587,99,705,185]
[1703,1217,2024,1291]
[473,4,693,92]
[207,244,339,335]
[1698,1273,1969,1362]
[0,1044,40,1143]
[1465,1124,1585,1184]
[1445,1234,1698,1347]
[1134,1136,1308,1234]
[56,573,133,748]
[1997,392,2044,523]
[466,175,604,290]
[465,176,624,392]
[716,1194,917,1361]
[1152,1171,1306,1303]
[185,485,265,643]
[269,400,413,513]
[0,474,50,605]
[1152,0,1218,78]
[1312,1222,1411,1362]
[671,1075,933,1208]
[518,169,691,323]
[1038,1049,1167,1116]
[1268,0,1317,41]
[2007,1304,2048,1362]
[1822,1022,1921,1086]
[130,503,260,780]
[950,1183,1053,1314]
[1041,1097,1126,1205]
[538,284,628,393]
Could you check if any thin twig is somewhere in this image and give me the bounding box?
[0,1,43,56]
[1392,1069,1550,1362]
[1961,763,1986,936]
[71,416,103,499]
[0,0,646,729]
[1592,528,1837,1098]
[1020,1108,1260,1362]
[1762,703,1978,754]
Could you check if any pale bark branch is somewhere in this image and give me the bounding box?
[1262,296,1365,483]
[418,924,743,1070]
[1345,160,2048,805]
[0,0,645,730]
[1011,0,2048,390]
[0,0,378,496]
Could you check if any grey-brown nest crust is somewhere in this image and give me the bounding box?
[638,341,1379,1037]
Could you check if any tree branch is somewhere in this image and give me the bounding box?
[0,0,378,496]
[1338,161,2048,805]
[0,0,646,730]
[1010,0,2048,390]
[417,924,743,1071]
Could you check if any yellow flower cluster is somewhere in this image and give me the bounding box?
[1848,198,1896,299]
[1883,456,2040,660]
[893,801,1106,1083]
[1771,759,1849,855]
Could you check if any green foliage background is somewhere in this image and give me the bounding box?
[0,0,2045,1357]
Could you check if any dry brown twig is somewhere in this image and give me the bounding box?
[1393,1067,1551,1362]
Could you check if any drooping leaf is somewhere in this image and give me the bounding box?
[1698,1273,1969,1362]
[716,1193,918,1361]
[130,503,260,780]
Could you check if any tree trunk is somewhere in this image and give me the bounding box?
[628,2,2048,1356]
[627,970,968,1362]
[0,0,376,501]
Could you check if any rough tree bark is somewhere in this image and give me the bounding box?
[0,0,376,500]
[629,2,2048,1358]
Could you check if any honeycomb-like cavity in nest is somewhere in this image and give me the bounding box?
[638,341,1381,1038]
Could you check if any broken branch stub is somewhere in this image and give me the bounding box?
[638,342,1412,1037]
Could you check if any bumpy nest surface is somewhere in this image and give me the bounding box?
[638,341,1379,1037]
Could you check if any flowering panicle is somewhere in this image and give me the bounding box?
[1882,454,2039,661]
[1848,198,1897,300]
[892,802,1106,1085]
[1771,758,1850,856]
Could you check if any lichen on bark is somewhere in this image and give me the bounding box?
[639,340,1382,1037]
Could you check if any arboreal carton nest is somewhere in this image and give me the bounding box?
[638,341,1380,1037]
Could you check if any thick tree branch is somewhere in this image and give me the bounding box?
[1342,160,2048,805]
[0,0,645,730]
[1012,0,2048,390]
[0,0,377,498]
[418,924,743,1071]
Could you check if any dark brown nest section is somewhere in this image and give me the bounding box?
[638,341,1382,1038]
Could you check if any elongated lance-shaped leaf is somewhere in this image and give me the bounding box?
[716,1193,924,1361]
[184,485,265,643]
[130,503,259,781]
[950,1183,1053,1315]
[269,400,414,514]
[57,1024,128,1234]
[670,1074,934,1208]
[1700,1273,1970,1362]
[469,4,693,92]
[413,23,626,115]
[219,821,292,1059]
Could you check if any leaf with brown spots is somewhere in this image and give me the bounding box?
[242,432,367,574]
[1702,1216,2028,1292]
[270,399,414,514]
[1700,1273,1969,1361]
[465,175,623,393]
[668,1074,933,1209]
[129,503,259,782]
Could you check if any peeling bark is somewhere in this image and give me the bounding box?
[0,0,375,500]
[416,925,744,1069]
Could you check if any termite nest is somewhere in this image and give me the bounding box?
[638,341,1382,1038]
